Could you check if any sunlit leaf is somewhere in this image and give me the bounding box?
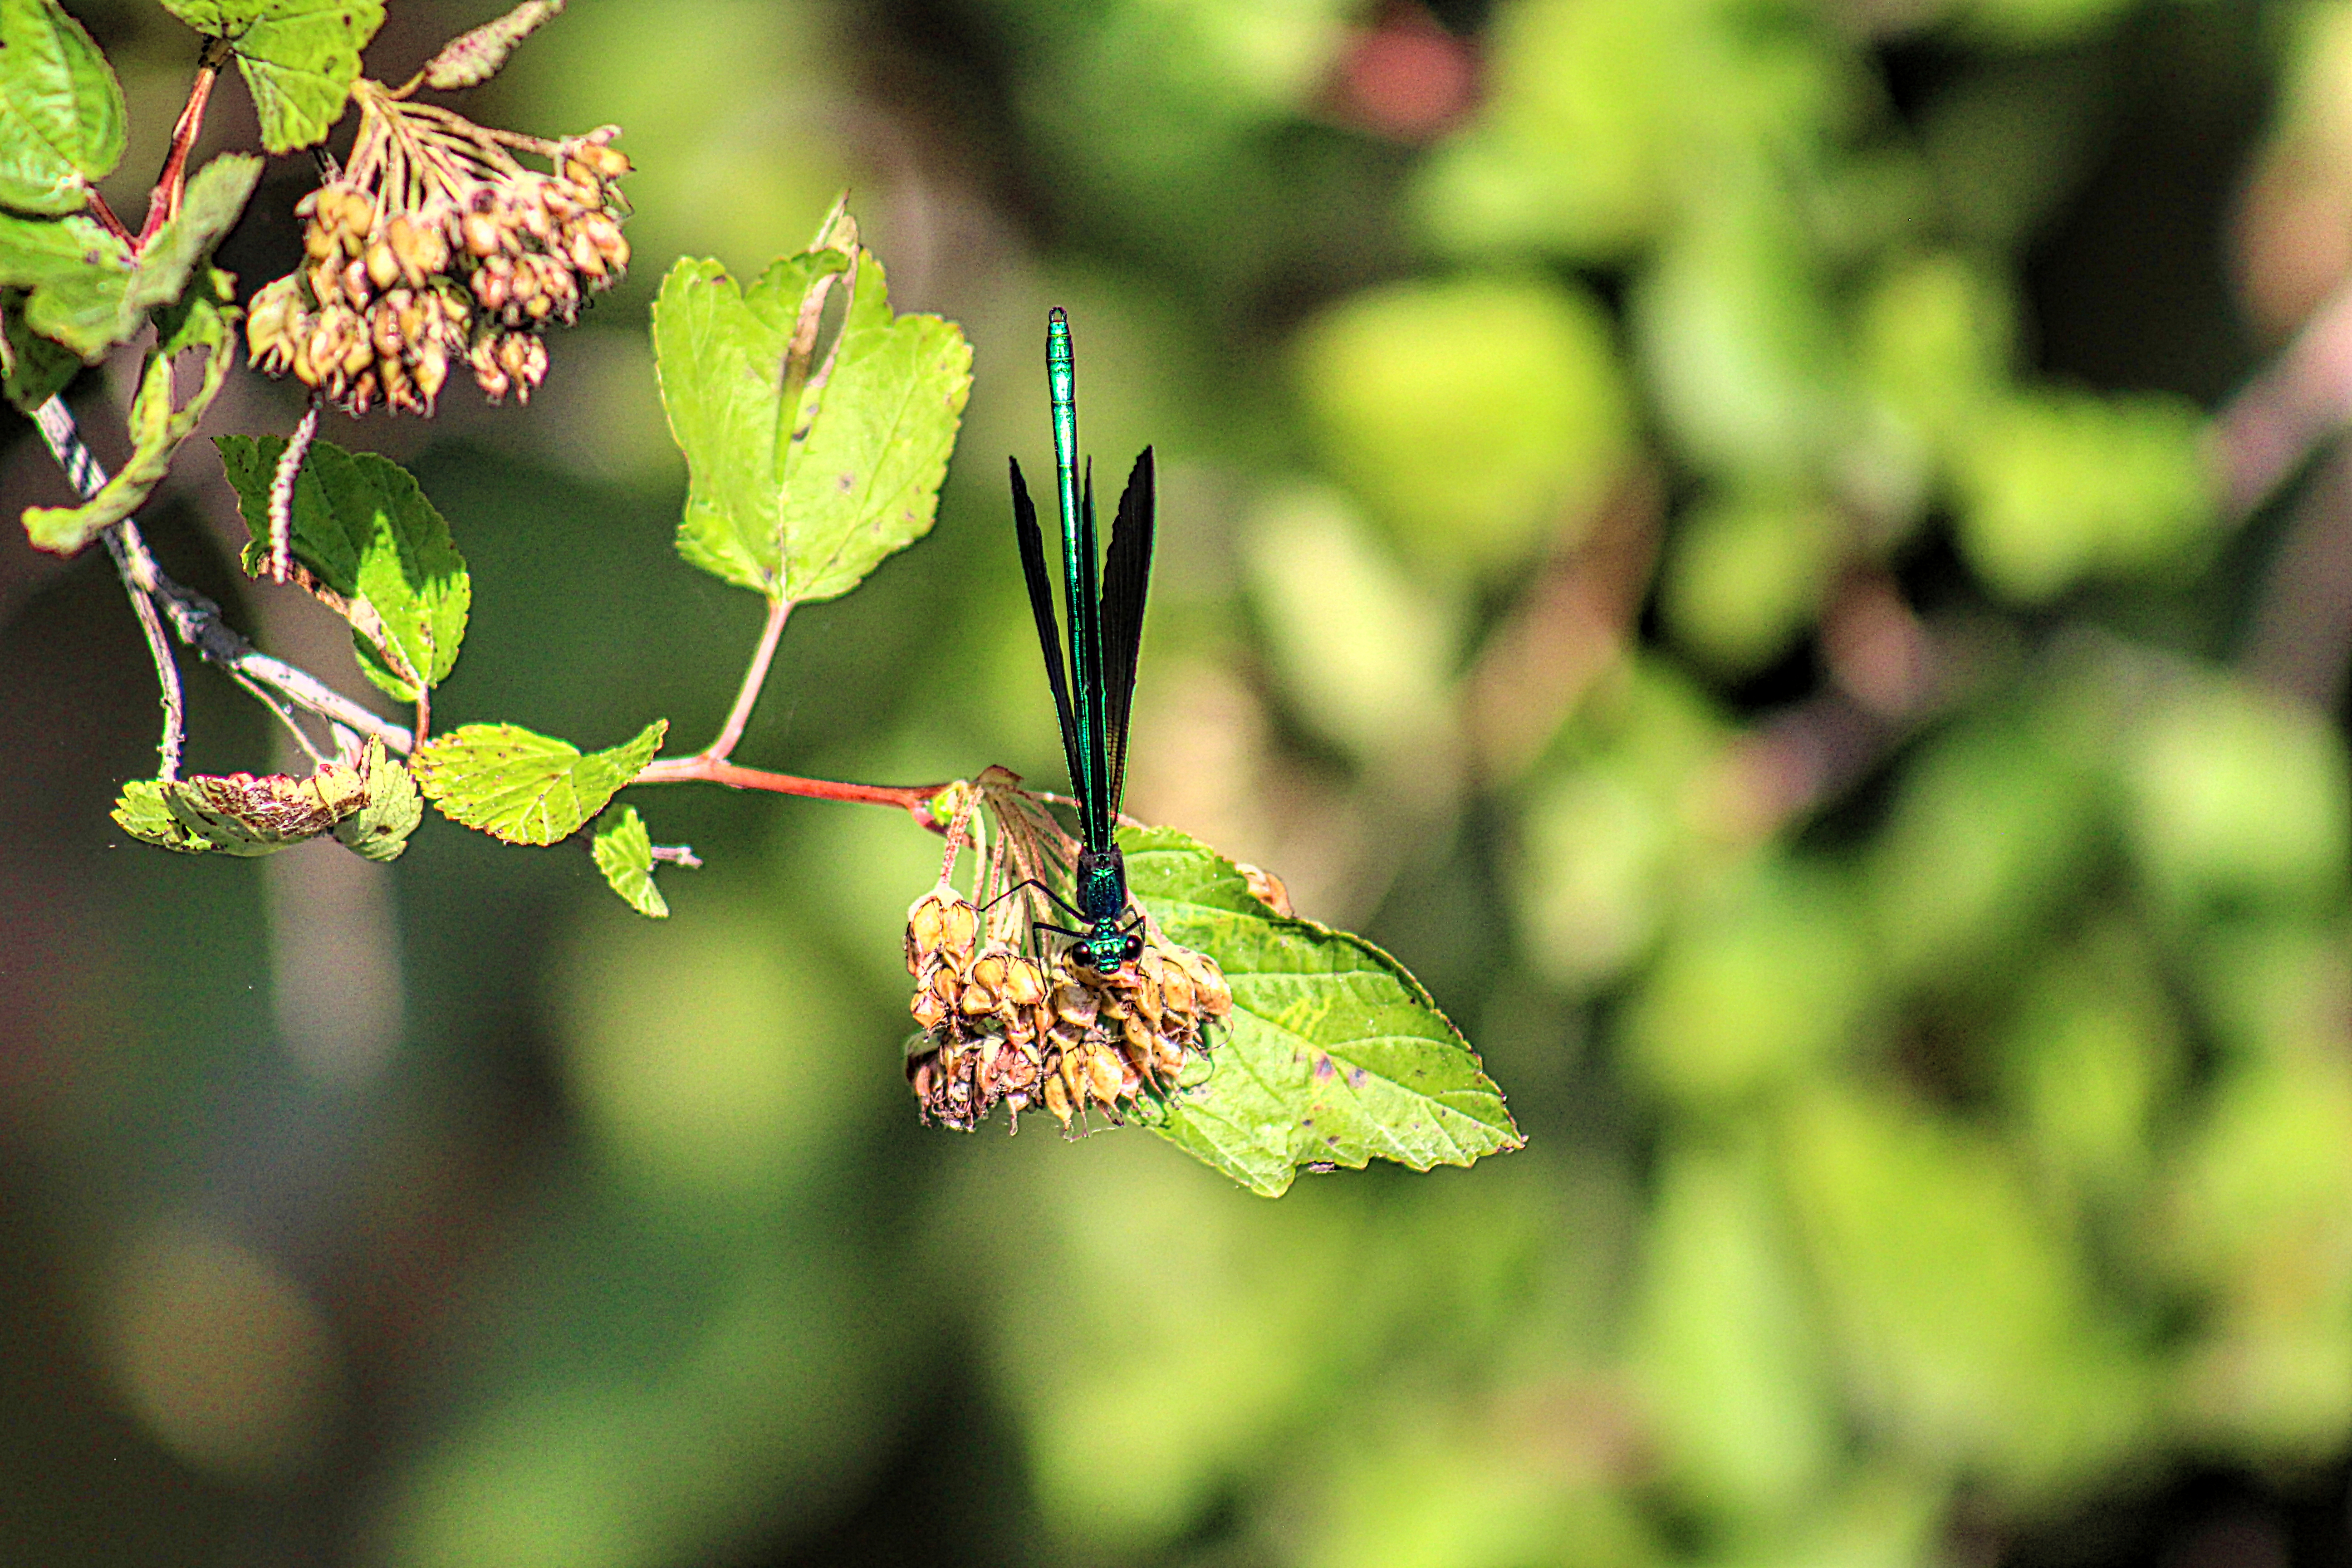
[413,720,666,846]
[160,0,384,152]
[1122,826,1519,1197]
[0,151,258,372]
[216,433,470,701]
[22,274,238,554]
[654,241,971,602]
[111,777,209,853]
[590,804,668,917]
[0,0,125,215]
[332,737,424,862]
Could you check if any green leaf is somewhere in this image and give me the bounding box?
[332,737,423,862]
[590,804,669,917]
[0,151,258,370]
[413,720,667,846]
[161,0,384,153]
[1120,825,1520,1196]
[1293,274,1631,575]
[0,206,131,355]
[111,777,210,853]
[216,433,470,700]
[0,291,79,406]
[1953,388,2216,604]
[654,242,972,601]
[22,275,237,554]
[0,0,125,215]
[125,152,262,317]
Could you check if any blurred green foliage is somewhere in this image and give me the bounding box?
[11,0,2352,1565]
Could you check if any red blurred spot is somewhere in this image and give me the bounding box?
[1334,5,1480,143]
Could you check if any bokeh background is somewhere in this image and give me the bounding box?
[5,0,2352,1562]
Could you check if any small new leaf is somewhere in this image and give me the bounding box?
[421,0,564,90]
[22,275,238,554]
[1123,825,1522,1196]
[331,737,423,862]
[654,238,971,602]
[216,433,469,700]
[590,804,668,917]
[160,0,385,152]
[413,720,666,846]
[0,0,126,215]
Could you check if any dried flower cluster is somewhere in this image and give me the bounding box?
[246,81,629,415]
[902,884,1230,1132]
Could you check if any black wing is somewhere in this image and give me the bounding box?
[1098,447,1155,822]
[1010,457,1084,800]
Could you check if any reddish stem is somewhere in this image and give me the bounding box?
[136,50,224,247]
[632,754,947,825]
[83,189,134,245]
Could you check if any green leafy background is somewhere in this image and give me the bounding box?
[5,1,2352,1566]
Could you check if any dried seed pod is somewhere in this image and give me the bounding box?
[364,240,400,293]
[1158,958,1196,1019]
[460,210,504,260]
[1004,956,1048,1009]
[507,333,548,399]
[245,276,301,368]
[1041,1072,1073,1128]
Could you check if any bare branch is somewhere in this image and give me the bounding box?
[2212,272,2352,524]
[2242,441,2352,709]
[33,396,416,757]
[36,398,187,778]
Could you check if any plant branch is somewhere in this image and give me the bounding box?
[692,594,792,762]
[2212,270,2352,524]
[33,396,415,757]
[2240,439,2352,709]
[137,39,230,246]
[39,398,188,778]
[83,188,133,246]
[631,753,946,824]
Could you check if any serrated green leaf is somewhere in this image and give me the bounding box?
[590,804,669,917]
[1121,825,1520,1196]
[332,737,423,862]
[161,0,383,152]
[22,278,237,554]
[413,720,666,846]
[655,242,971,601]
[112,777,210,853]
[216,433,470,699]
[0,150,257,377]
[124,152,261,317]
[0,0,125,215]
